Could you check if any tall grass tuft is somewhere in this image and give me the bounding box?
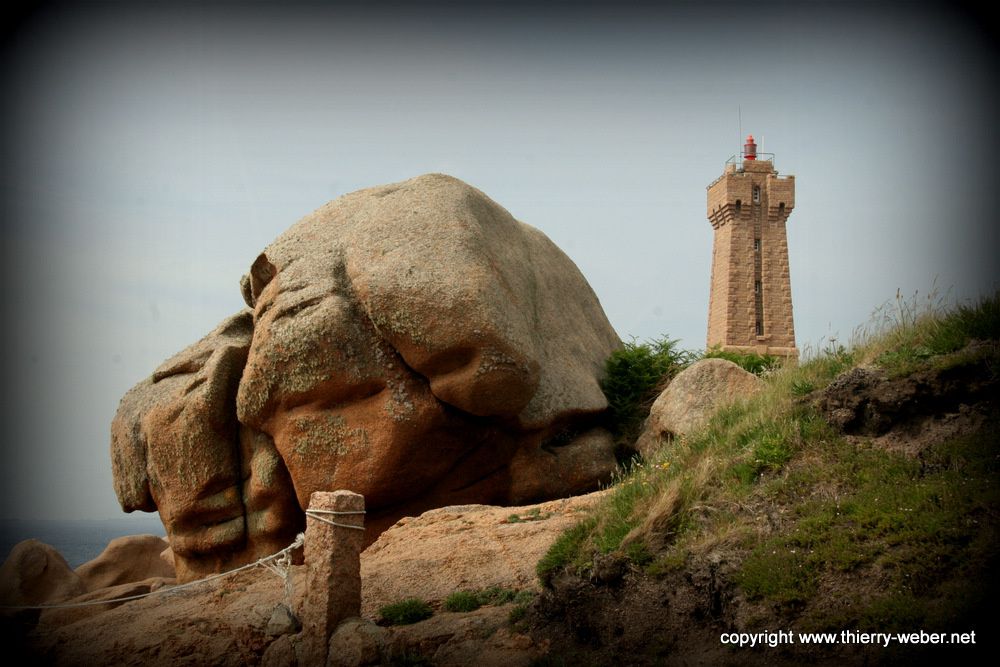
[851,286,999,375]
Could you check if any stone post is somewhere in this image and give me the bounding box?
[300,490,365,664]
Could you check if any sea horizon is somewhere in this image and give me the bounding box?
[0,514,167,568]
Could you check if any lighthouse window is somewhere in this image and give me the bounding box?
[752,186,760,203]
[735,199,742,213]
[778,202,785,215]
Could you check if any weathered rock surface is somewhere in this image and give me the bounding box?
[0,539,86,608]
[112,173,620,580]
[39,576,175,627]
[26,495,594,665]
[75,534,175,592]
[383,605,544,667]
[261,634,298,667]
[361,492,603,618]
[266,603,301,637]
[635,358,762,457]
[30,566,279,666]
[327,618,384,667]
[111,312,304,582]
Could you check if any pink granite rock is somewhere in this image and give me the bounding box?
[75,534,175,592]
[112,174,621,580]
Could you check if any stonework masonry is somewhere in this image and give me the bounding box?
[706,158,798,359]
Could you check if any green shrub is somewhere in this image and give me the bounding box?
[379,598,433,625]
[601,336,692,446]
[443,590,481,613]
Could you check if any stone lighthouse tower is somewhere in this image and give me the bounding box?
[705,135,798,359]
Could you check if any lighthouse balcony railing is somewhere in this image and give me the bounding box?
[725,152,776,171]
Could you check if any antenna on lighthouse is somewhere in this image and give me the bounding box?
[738,106,742,160]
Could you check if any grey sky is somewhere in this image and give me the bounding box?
[2,2,996,520]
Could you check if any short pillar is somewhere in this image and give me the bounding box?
[300,490,365,663]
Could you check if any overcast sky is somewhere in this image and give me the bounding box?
[1,1,996,521]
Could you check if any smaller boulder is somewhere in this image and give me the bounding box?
[75,534,175,592]
[328,617,385,667]
[262,635,298,667]
[0,539,86,607]
[266,603,301,637]
[636,358,763,457]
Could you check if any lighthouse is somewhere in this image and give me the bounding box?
[705,136,798,359]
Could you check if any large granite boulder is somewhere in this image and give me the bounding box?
[112,174,621,581]
[635,358,763,457]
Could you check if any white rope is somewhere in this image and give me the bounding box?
[2,506,367,611]
[261,536,298,581]
[304,509,366,531]
[0,532,306,611]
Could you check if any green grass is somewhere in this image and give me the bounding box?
[537,290,1000,634]
[481,586,530,605]
[739,428,999,627]
[624,540,654,566]
[507,507,549,524]
[443,587,532,613]
[507,590,537,628]
[379,598,434,625]
[537,517,598,584]
[857,288,1000,376]
[508,604,528,624]
[702,347,782,376]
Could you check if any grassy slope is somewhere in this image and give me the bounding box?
[538,292,999,635]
